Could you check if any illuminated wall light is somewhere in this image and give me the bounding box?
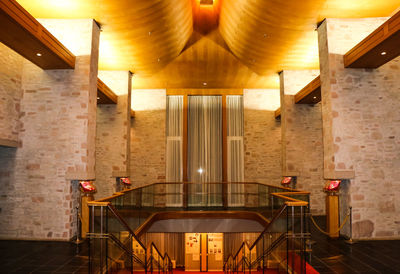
[198,167,204,174]
[381,51,387,55]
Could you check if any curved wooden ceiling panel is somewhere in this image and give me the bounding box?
[16,0,400,88]
[219,0,324,75]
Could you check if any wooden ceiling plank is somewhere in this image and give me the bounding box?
[344,10,400,68]
[294,75,321,104]
[0,0,75,69]
[97,78,118,104]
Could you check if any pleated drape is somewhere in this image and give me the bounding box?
[188,96,222,206]
[166,96,183,206]
[227,96,244,206]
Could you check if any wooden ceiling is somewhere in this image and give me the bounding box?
[16,0,400,89]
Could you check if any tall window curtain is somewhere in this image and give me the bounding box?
[227,95,244,206]
[188,96,222,206]
[166,96,183,206]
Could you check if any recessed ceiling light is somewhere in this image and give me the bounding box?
[97,97,100,100]
[203,82,207,86]
[148,31,152,36]
[36,53,42,57]
[157,58,160,62]
[313,96,317,99]
[381,51,387,55]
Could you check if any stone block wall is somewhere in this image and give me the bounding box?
[0,43,23,145]
[130,90,166,187]
[318,18,400,239]
[0,19,99,240]
[95,71,132,199]
[280,70,325,214]
[243,90,281,185]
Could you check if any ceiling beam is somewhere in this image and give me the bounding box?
[0,0,75,69]
[274,108,281,119]
[97,78,118,104]
[294,76,321,104]
[344,10,400,68]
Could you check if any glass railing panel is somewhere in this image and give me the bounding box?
[165,183,183,207]
[107,235,133,273]
[187,183,223,207]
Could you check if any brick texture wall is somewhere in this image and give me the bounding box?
[280,70,325,214]
[243,90,281,185]
[318,18,400,239]
[130,90,166,187]
[95,71,131,198]
[0,19,99,240]
[0,43,23,144]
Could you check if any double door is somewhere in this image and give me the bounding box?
[185,233,223,271]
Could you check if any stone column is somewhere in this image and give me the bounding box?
[279,70,324,214]
[318,18,400,239]
[0,19,100,240]
[243,89,281,185]
[96,71,132,198]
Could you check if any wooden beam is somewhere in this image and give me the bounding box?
[0,138,19,148]
[130,109,135,118]
[344,10,400,68]
[274,108,281,119]
[97,78,118,104]
[294,75,321,104]
[0,0,75,69]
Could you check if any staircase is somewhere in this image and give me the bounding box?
[86,182,312,274]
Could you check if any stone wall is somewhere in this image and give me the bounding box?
[280,70,325,214]
[130,90,166,187]
[0,19,99,240]
[0,43,23,145]
[95,71,131,198]
[318,18,400,239]
[243,89,281,185]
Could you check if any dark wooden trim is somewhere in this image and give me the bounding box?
[134,210,270,237]
[0,0,75,69]
[344,10,400,68]
[0,138,19,148]
[97,78,118,104]
[294,76,321,104]
[130,109,135,118]
[274,108,281,119]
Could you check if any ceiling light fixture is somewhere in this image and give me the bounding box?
[97,97,100,100]
[381,51,387,55]
[313,96,317,99]
[203,82,207,86]
[36,53,42,56]
[200,0,213,5]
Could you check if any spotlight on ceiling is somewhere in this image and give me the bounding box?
[36,53,42,57]
[203,82,207,86]
[200,0,213,5]
[381,51,387,55]
[313,96,317,99]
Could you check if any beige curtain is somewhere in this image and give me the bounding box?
[166,96,183,206]
[227,96,244,206]
[188,96,222,206]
